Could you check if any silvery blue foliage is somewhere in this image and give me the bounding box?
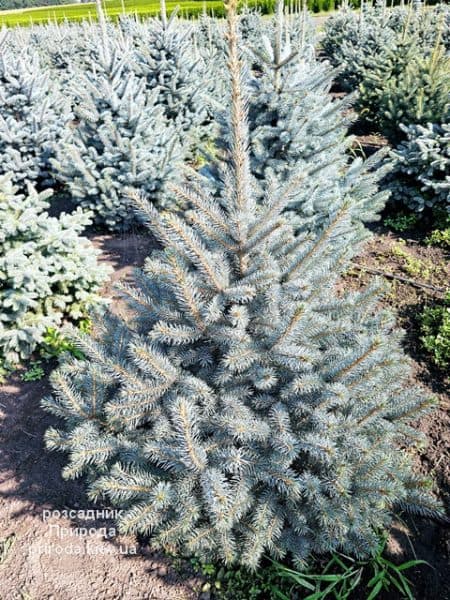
[43,5,440,570]
[205,2,390,231]
[196,6,316,109]
[245,13,352,192]
[51,33,185,232]
[133,12,210,147]
[0,175,110,364]
[193,14,228,117]
[388,122,450,213]
[322,1,398,91]
[0,44,68,189]
[322,1,450,143]
[30,22,93,85]
[245,3,316,63]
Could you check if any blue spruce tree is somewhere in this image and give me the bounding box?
[388,122,450,214]
[0,44,67,189]
[43,0,440,569]
[31,21,93,86]
[133,8,209,150]
[51,32,184,231]
[204,0,389,232]
[0,175,110,364]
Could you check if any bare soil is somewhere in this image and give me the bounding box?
[0,229,448,600]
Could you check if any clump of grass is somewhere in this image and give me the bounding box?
[392,240,432,279]
[20,361,45,382]
[426,212,450,249]
[384,213,418,233]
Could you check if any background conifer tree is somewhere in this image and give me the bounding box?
[0,44,67,189]
[51,32,184,231]
[243,1,357,221]
[31,21,93,85]
[358,31,449,143]
[0,175,110,364]
[388,122,450,213]
[133,10,209,150]
[204,0,389,231]
[322,1,449,92]
[43,0,440,570]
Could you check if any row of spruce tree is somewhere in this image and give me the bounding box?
[2,1,448,223]
[0,2,387,361]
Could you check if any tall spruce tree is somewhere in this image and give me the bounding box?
[133,10,209,149]
[43,0,440,569]
[51,31,184,231]
[204,0,388,231]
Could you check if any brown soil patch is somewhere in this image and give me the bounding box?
[353,133,389,157]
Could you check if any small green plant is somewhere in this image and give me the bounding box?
[0,359,12,384]
[420,293,450,369]
[21,361,45,382]
[40,318,92,360]
[0,319,92,383]
[432,209,450,231]
[190,557,292,600]
[392,241,431,278]
[191,535,427,599]
[269,534,427,600]
[425,212,450,249]
[384,213,418,232]
[426,228,450,249]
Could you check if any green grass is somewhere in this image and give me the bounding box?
[0,0,216,25]
[0,0,334,26]
[0,0,280,25]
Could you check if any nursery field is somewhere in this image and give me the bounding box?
[0,0,230,26]
[0,0,449,599]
